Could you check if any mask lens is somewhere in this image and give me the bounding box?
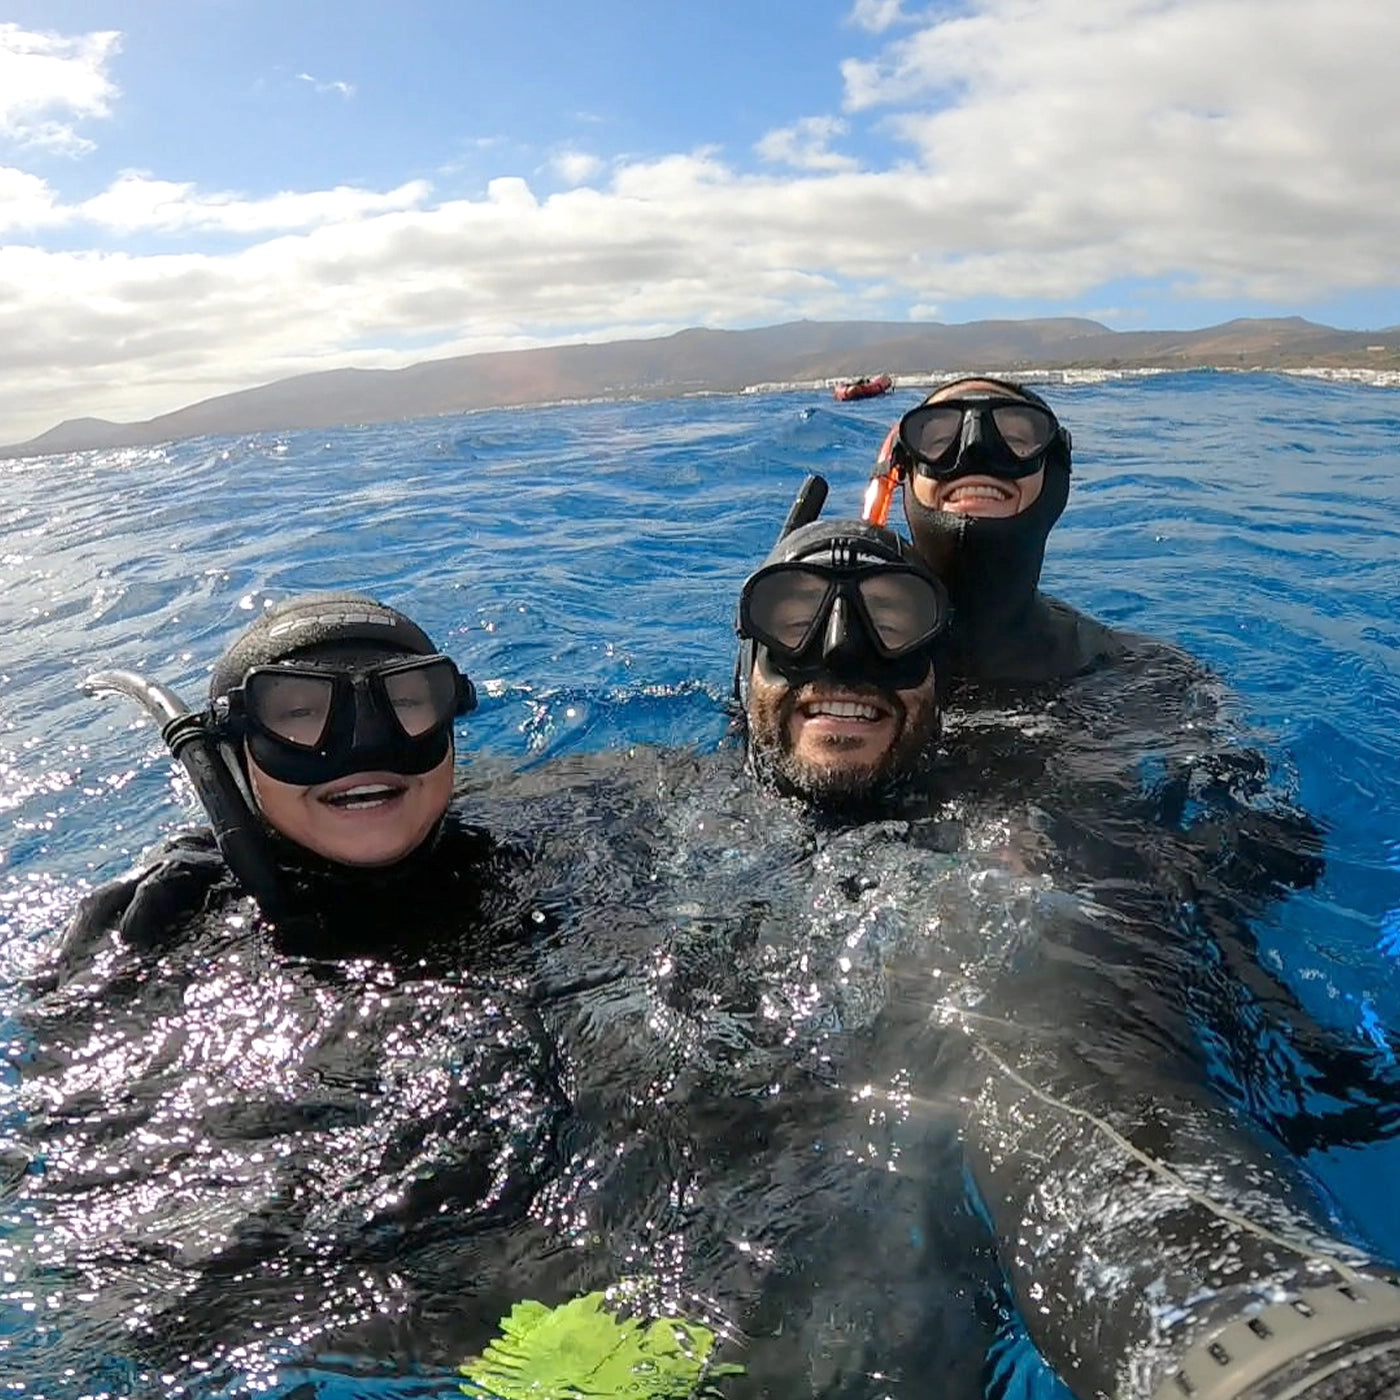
[991,404,1056,459]
[244,671,335,748]
[381,659,460,738]
[745,568,833,654]
[855,573,944,654]
[900,406,963,465]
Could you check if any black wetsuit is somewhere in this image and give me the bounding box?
[11,812,572,1394]
[46,810,524,972]
[523,745,1400,1400]
[912,827,1400,1400]
[903,446,1127,688]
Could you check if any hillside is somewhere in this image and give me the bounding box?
[5,316,1398,459]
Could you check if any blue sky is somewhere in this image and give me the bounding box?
[2,0,1397,440]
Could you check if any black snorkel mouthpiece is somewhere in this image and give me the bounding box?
[82,669,291,922]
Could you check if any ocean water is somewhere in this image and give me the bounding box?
[3,370,1400,1395]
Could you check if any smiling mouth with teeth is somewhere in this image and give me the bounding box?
[801,699,884,722]
[320,782,405,810]
[934,476,1025,518]
[944,482,1012,504]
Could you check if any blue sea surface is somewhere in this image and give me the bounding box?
[3,371,1400,1395]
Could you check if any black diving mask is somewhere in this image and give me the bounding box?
[739,560,948,690]
[214,654,477,787]
[897,394,1070,481]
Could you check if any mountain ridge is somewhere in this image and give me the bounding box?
[7,316,1397,459]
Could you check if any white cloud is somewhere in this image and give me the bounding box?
[552,151,603,186]
[848,0,911,33]
[833,0,1400,302]
[0,165,63,231]
[3,0,1400,441]
[756,116,859,172]
[296,71,355,99]
[0,23,120,153]
[78,173,431,234]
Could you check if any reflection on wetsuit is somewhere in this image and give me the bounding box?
[554,755,1400,1399]
[917,853,1400,1400]
[520,755,1000,1398]
[933,663,1397,1160]
[925,739,1400,1394]
[9,811,569,1394]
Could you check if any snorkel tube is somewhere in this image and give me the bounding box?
[732,474,830,704]
[82,669,290,921]
[780,472,829,540]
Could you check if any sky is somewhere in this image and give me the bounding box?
[2,0,1398,442]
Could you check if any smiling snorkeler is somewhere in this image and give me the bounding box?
[735,483,950,812]
[58,591,510,964]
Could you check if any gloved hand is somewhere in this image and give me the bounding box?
[49,830,229,983]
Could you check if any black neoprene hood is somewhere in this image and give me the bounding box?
[209,593,439,701]
[900,381,1072,651]
[764,517,925,570]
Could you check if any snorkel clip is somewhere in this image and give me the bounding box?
[862,426,904,528]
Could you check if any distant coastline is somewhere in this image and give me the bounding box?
[5,316,1398,460]
[747,364,1400,397]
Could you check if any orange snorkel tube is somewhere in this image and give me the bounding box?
[862,423,904,527]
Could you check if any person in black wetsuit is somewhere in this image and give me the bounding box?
[11,594,571,1395]
[864,378,1309,847]
[548,510,1400,1400]
[867,380,1376,1148]
[864,375,1126,686]
[518,516,999,1397]
[52,590,502,964]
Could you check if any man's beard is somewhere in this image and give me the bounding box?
[749,685,939,811]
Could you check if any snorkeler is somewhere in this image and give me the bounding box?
[56,590,512,966]
[736,505,949,811]
[864,379,1343,1099]
[861,376,1140,686]
[16,593,573,1390]
[726,505,1400,1400]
